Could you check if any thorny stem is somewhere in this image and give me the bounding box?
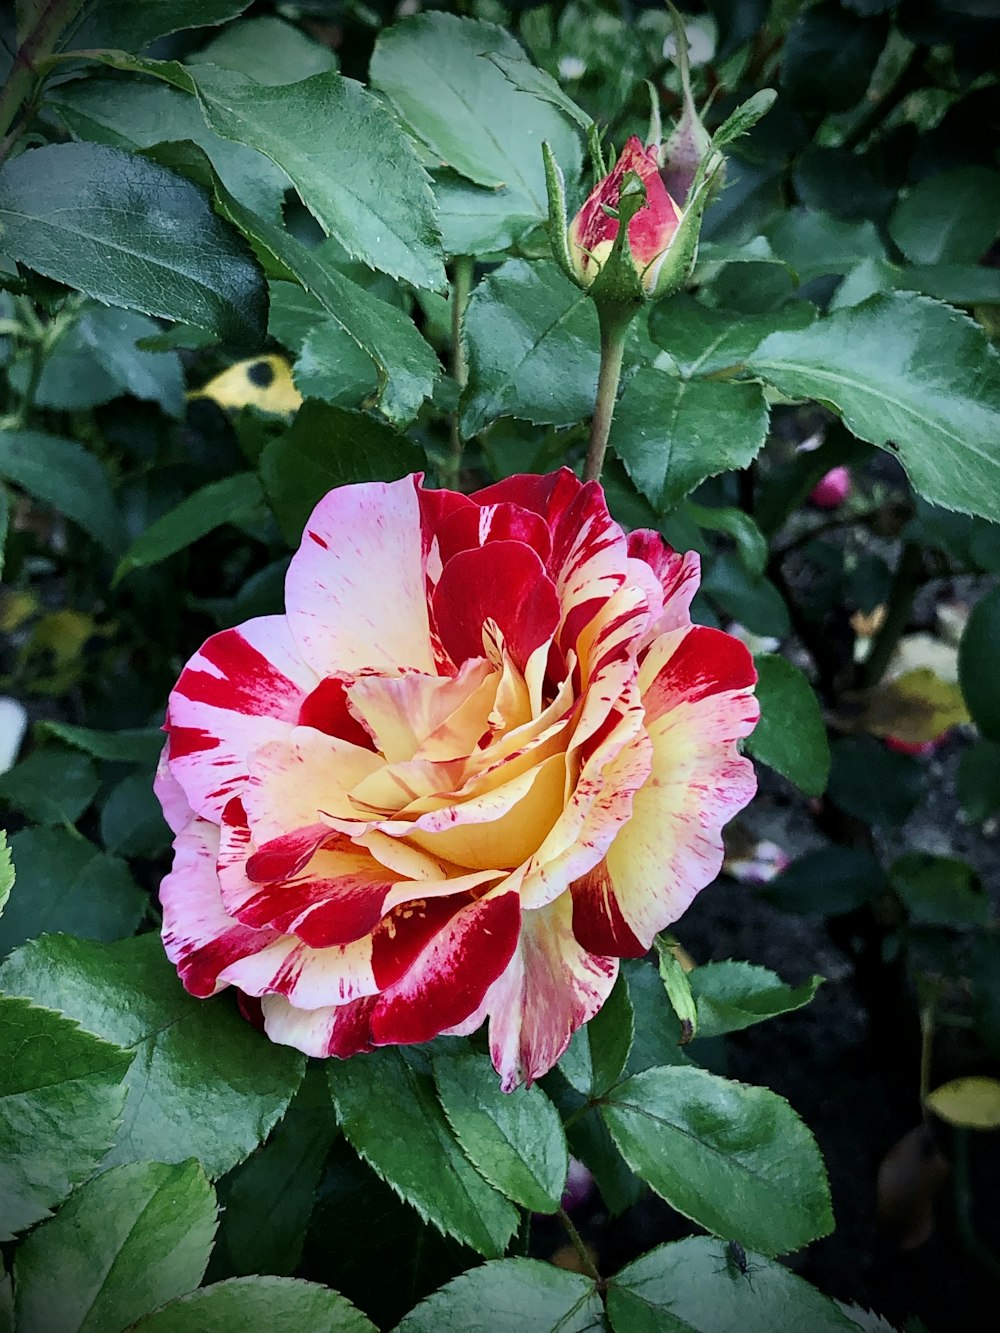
[445,254,474,489]
[583,303,632,484]
[557,1205,602,1287]
[0,0,85,163]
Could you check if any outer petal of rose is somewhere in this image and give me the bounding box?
[486,893,618,1091]
[260,993,377,1058]
[347,658,494,764]
[471,467,582,519]
[166,616,318,821]
[285,475,435,676]
[160,818,282,999]
[369,888,522,1045]
[435,500,553,569]
[628,532,700,641]
[154,743,194,834]
[575,626,758,953]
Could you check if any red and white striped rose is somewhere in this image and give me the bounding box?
[156,470,758,1089]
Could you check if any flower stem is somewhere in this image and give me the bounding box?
[557,1205,602,1286]
[583,303,632,484]
[0,0,85,163]
[446,253,474,490]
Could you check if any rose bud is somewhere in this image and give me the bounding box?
[809,466,852,510]
[567,136,683,297]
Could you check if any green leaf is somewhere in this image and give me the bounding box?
[211,1078,336,1278]
[267,281,327,354]
[0,748,99,824]
[370,14,582,205]
[73,0,253,52]
[606,1236,858,1333]
[560,970,635,1098]
[432,1048,568,1214]
[701,556,790,639]
[435,173,542,258]
[100,774,171,857]
[114,472,264,583]
[710,90,778,150]
[395,1259,604,1333]
[461,259,599,437]
[486,52,593,130]
[186,65,443,291]
[329,1047,518,1258]
[958,740,1000,822]
[188,15,338,85]
[781,2,888,113]
[601,1066,833,1255]
[688,961,823,1039]
[0,829,12,919]
[827,736,923,827]
[0,996,131,1240]
[744,655,830,796]
[0,484,8,581]
[129,1277,375,1333]
[51,76,291,224]
[765,212,885,284]
[959,586,1000,741]
[260,402,423,546]
[0,827,145,959]
[623,958,691,1075]
[649,295,816,379]
[889,853,990,927]
[654,938,698,1044]
[34,721,163,765]
[0,430,123,553]
[762,846,889,916]
[748,294,1000,523]
[685,503,768,576]
[13,1160,216,1333]
[0,933,305,1178]
[610,373,768,513]
[0,143,266,346]
[890,167,1000,266]
[292,322,379,410]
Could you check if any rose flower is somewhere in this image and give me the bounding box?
[156,470,758,1089]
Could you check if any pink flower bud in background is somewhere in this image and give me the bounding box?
[809,467,852,510]
[568,137,683,295]
[560,1157,595,1213]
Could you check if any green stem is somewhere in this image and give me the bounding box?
[446,254,474,490]
[0,0,86,162]
[583,303,632,484]
[861,539,923,688]
[556,1205,602,1286]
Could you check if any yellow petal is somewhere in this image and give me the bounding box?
[191,355,302,416]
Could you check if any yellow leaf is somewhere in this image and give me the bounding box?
[926,1076,1000,1130]
[191,355,302,416]
[862,667,970,745]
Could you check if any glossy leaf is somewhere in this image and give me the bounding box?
[432,1048,568,1214]
[959,586,1000,740]
[0,143,266,346]
[100,774,171,858]
[649,294,816,379]
[0,430,123,553]
[0,830,11,919]
[654,938,698,1044]
[0,933,305,1178]
[745,654,830,796]
[689,962,823,1039]
[0,828,145,959]
[607,1236,858,1332]
[395,1259,604,1333]
[461,259,599,437]
[601,1067,833,1254]
[13,1160,216,1333]
[114,473,265,583]
[749,294,1000,523]
[329,1048,518,1257]
[781,2,888,113]
[622,958,691,1076]
[0,996,131,1240]
[188,14,338,85]
[560,970,635,1097]
[890,167,1000,266]
[292,321,379,410]
[130,1278,376,1333]
[0,748,99,825]
[261,402,423,545]
[827,736,923,827]
[611,372,768,513]
[72,0,253,52]
[33,722,163,765]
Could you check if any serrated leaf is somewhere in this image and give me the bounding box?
[0,143,266,346]
[329,1048,518,1257]
[460,259,599,437]
[0,830,11,918]
[0,996,132,1240]
[622,957,691,1076]
[72,0,253,52]
[925,1076,1000,1130]
[890,167,1000,267]
[395,1259,604,1333]
[0,747,99,825]
[744,655,830,796]
[487,52,593,130]
[130,1277,376,1333]
[560,969,635,1097]
[188,15,338,85]
[0,933,304,1178]
[0,827,145,959]
[114,472,264,583]
[0,430,124,553]
[13,1159,216,1333]
[688,961,823,1039]
[649,294,816,379]
[610,372,768,513]
[601,1067,833,1255]
[607,1236,858,1332]
[432,1048,568,1214]
[654,938,698,1043]
[748,294,1000,523]
[34,722,164,765]
[292,322,379,410]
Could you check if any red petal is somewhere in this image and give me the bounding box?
[245,823,338,882]
[570,860,646,957]
[436,500,553,568]
[643,625,757,722]
[298,676,376,750]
